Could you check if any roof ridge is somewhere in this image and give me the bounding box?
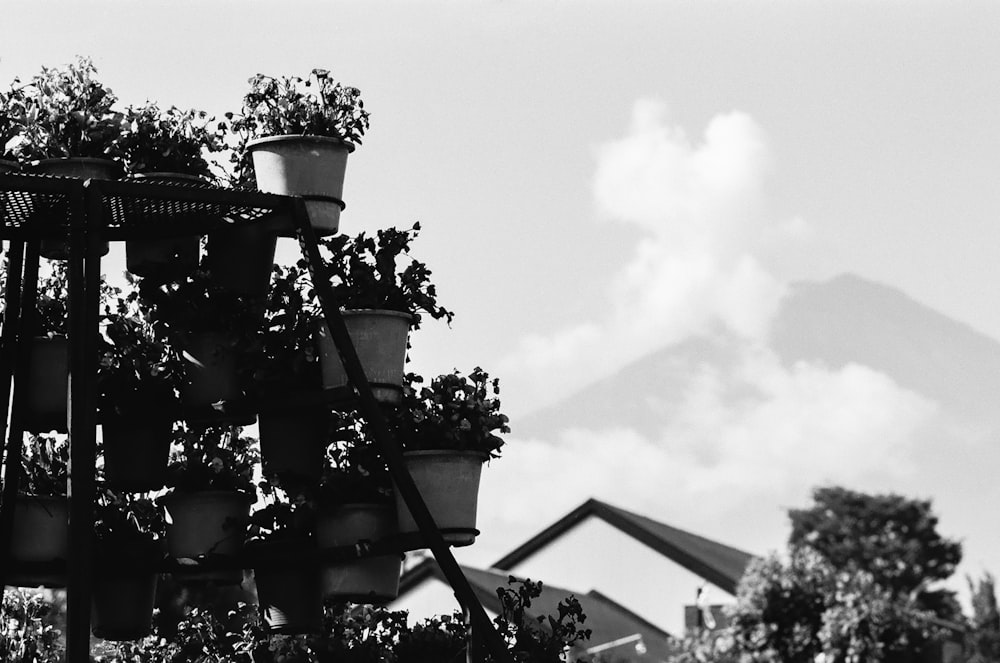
[492,498,757,594]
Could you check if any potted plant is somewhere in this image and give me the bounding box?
[229,68,370,236]
[117,102,225,278]
[390,368,509,546]
[252,262,329,480]
[5,57,124,259]
[313,412,402,603]
[312,223,454,403]
[138,267,261,423]
[160,425,257,584]
[23,264,70,433]
[91,488,164,640]
[9,433,69,588]
[246,482,322,634]
[97,282,183,491]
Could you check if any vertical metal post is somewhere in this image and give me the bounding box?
[65,182,102,662]
[0,240,31,585]
[291,199,513,663]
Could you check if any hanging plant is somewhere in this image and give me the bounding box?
[164,425,258,494]
[317,223,453,330]
[394,367,510,458]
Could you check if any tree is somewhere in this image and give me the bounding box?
[788,486,963,620]
[966,573,1000,663]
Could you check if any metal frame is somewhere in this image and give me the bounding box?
[0,174,513,663]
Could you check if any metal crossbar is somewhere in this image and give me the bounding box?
[0,174,513,663]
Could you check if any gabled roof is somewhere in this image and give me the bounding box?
[491,498,757,595]
[398,559,676,660]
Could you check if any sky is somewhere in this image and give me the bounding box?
[4,0,1000,609]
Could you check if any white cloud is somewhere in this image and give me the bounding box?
[498,101,786,415]
[468,351,938,566]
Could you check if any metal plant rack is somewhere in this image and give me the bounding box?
[0,173,514,663]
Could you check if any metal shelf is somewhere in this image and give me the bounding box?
[0,173,513,663]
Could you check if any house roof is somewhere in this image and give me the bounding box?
[491,498,757,595]
[398,559,677,661]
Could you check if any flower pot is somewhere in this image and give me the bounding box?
[160,490,252,584]
[0,159,18,172]
[314,310,412,403]
[8,494,68,588]
[32,158,119,260]
[206,220,277,298]
[247,135,353,236]
[394,451,488,547]
[124,173,202,279]
[257,406,328,481]
[250,539,323,634]
[315,503,401,603]
[24,335,68,433]
[179,331,242,417]
[92,539,160,640]
[101,411,173,492]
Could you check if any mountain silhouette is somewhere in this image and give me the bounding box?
[517,273,1000,438]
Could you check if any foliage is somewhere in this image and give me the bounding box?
[252,262,320,390]
[394,368,510,457]
[0,588,64,663]
[138,266,263,338]
[492,577,592,663]
[819,569,944,663]
[232,68,368,143]
[249,480,315,543]
[666,628,742,663]
[93,487,164,544]
[728,547,948,663]
[967,573,1000,663]
[789,486,963,618]
[118,102,225,178]
[97,281,182,417]
[5,57,124,162]
[393,612,468,663]
[314,409,394,507]
[21,433,68,497]
[728,548,831,663]
[165,425,258,494]
[34,263,70,337]
[317,223,454,329]
[0,79,29,162]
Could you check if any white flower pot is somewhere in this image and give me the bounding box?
[247,135,353,236]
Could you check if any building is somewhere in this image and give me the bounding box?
[390,498,758,661]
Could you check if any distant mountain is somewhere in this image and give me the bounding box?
[516,273,1000,437]
[770,273,1000,424]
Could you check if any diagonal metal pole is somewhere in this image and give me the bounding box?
[291,199,512,663]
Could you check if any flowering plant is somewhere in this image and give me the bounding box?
[5,57,124,162]
[21,433,68,497]
[394,368,510,457]
[252,262,320,390]
[118,102,225,178]
[93,488,164,544]
[97,281,182,417]
[314,409,394,508]
[0,80,28,162]
[164,425,258,494]
[317,223,453,330]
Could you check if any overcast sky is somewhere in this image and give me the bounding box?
[5,0,1000,605]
